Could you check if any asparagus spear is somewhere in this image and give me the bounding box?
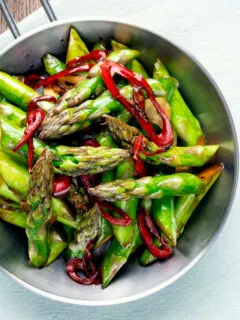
[40,49,140,125]
[0,101,26,127]
[89,173,205,202]
[111,39,128,51]
[45,224,68,266]
[0,197,27,228]
[104,115,219,167]
[92,130,114,249]
[153,197,177,246]
[67,182,89,215]
[101,220,142,288]
[0,147,77,228]
[38,79,166,139]
[43,54,66,75]
[153,58,205,146]
[0,71,40,111]
[93,40,107,50]
[175,163,223,236]
[140,164,223,266]
[113,159,138,248]
[130,59,149,79]
[0,174,21,203]
[26,148,53,267]
[0,117,130,176]
[101,197,149,287]
[66,27,89,63]
[66,203,102,259]
[0,197,69,266]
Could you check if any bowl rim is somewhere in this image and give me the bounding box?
[0,17,238,306]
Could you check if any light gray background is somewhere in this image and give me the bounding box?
[0,0,239,319]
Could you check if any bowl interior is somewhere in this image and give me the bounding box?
[0,20,237,305]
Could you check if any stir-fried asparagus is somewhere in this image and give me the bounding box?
[104,115,219,167]
[26,148,54,267]
[140,164,223,265]
[66,27,89,63]
[153,58,205,146]
[113,159,138,248]
[66,203,102,259]
[0,197,69,266]
[0,197,27,228]
[38,79,165,139]
[89,173,205,202]
[153,197,177,246]
[0,117,130,176]
[0,32,225,288]
[0,147,78,228]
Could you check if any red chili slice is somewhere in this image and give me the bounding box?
[100,61,174,150]
[66,258,100,285]
[13,96,57,172]
[138,208,172,259]
[67,50,108,68]
[133,135,147,177]
[37,65,93,88]
[13,109,45,152]
[24,74,45,89]
[66,241,101,285]
[82,139,100,148]
[98,201,132,226]
[53,175,71,198]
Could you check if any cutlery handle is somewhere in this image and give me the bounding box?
[0,0,57,39]
[0,0,20,39]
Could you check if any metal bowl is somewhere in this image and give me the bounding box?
[0,19,238,305]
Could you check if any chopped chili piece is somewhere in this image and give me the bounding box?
[100,61,174,150]
[138,208,172,259]
[98,201,132,226]
[24,74,45,89]
[67,50,108,67]
[53,175,71,198]
[133,135,147,177]
[37,65,93,88]
[13,96,57,172]
[66,241,101,285]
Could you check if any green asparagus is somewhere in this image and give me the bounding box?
[38,79,166,139]
[66,27,89,63]
[66,203,102,259]
[153,197,177,246]
[0,117,130,176]
[153,58,205,146]
[104,115,219,167]
[89,173,205,202]
[0,197,27,228]
[43,54,66,75]
[26,148,53,267]
[113,159,138,248]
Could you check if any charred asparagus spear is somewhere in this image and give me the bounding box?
[104,116,219,167]
[26,148,54,268]
[0,117,130,176]
[89,173,205,202]
[38,79,165,139]
[66,203,102,260]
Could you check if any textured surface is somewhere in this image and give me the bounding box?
[0,0,40,33]
[0,0,239,319]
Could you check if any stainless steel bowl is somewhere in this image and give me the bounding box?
[0,19,238,305]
